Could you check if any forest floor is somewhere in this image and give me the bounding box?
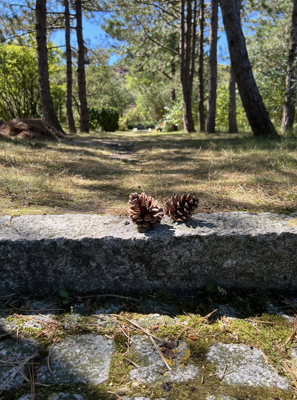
[0,129,297,217]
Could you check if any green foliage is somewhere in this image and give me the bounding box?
[216,83,249,131]
[0,37,65,121]
[88,107,119,132]
[81,48,134,116]
[59,289,70,304]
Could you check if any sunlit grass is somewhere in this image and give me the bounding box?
[0,129,297,216]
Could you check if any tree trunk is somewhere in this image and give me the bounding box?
[228,0,241,133]
[170,62,177,131]
[228,63,238,132]
[65,0,76,133]
[206,0,218,133]
[180,0,197,133]
[75,0,89,133]
[281,0,297,131]
[220,0,279,138]
[198,0,205,132]
[35,0,63,133]
[171,62,176,104]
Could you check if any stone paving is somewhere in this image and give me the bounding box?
[0,292,296,399]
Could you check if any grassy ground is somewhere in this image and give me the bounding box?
[0,129,297,216]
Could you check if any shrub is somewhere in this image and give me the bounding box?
[88,107,119,132]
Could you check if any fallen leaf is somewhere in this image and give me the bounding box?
[86,298,91,308]
[189,334,199,340]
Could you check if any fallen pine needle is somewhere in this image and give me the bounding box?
[125,358,140,368]
[176,309,217,340]
[47,340,57,374]
[110,315,163,342]
[282,360,297,391]
[282,317,297,347]
[149,336,172,372]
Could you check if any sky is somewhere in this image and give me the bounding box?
[52,13,230,66]
[52,16,121,65]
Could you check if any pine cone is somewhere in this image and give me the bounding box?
[165,193,199,222]
[128,192,164,230]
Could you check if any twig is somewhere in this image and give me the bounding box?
[77,294,138,301]
[29,361,35,400]
[246,319,294,325]
[0,352,37,394]
[282,317,297,347]
[201,366,205,384]
[107,391,124,399]
[176,309,217,340]
[209,368,233,380]
[149,336,172,371]
[125,358,140,368]
[282,360,297,389]
[219,365,227,381]
[9,305,63,313]
[110,315,163,342]
[118,325,136,345]
[47,340,57,374]
[3,217,21,235]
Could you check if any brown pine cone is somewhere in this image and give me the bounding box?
[165,193,199,221]
[128,192,164,230]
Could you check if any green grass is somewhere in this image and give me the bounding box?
[0,129,297,216]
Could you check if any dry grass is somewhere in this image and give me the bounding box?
[0,129,297,217]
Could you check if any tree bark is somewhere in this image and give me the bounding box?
[206,0,218,133]
[198,0,205,132]
[35,0,63,133]
[180,0,197,133]
[220,0,279,138]
[229,63,238,132]
[65,0,76,133]
[281,0,297,131]
[170,61,177,131]
[228,0,241,133]
[75,0,89,133]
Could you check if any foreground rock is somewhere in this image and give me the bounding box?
[37,334,114,385]
[1,212,297,295]
[207,343,290,390]
[0,338,38,391]
[129,336,199,385]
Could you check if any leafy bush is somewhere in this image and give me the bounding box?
[88,107,119,132]
[0,38,65,121]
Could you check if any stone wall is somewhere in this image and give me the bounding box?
[1,212,297,296]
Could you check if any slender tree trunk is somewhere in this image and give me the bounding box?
[220,0,279,138]
[75,0,89,133]
[35,0,63,133]
[281,0,297,131]
[180,0,196,133]
[171,62,176,103]
[228,0,241,133]
[206,0,218,133]
[65,0,76,133]
[229,63,238,132]
[198,0,205,132]
[170,61,177,131]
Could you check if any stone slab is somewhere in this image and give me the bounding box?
[0,338,38,392]
[19,395,84,400]
[1,212,297,295]
[207,343,289,390]
[37,334,114,385]
[129,335,199,385]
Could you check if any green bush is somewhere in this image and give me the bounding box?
[88,107,119,132]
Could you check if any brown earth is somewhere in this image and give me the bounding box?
[0,118,65,140]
